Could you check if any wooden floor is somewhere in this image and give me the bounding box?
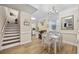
[0,36,77,54]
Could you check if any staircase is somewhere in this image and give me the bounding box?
[1,23,20,50]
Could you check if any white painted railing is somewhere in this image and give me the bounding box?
[0,18,7,50]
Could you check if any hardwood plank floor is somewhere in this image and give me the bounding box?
[0,36,77,54]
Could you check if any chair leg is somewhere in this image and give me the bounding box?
[58,43,61,53]
[58,39,62,53]
[44,44,46,49]
[48,44,51,53]
[54,42,57,54]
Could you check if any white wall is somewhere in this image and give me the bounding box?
[0,6,7,33]
[6,8,19,23]
[59,7,78,33]
[77,6,79,53]
[59,6,79,53]
[20,11,32,44]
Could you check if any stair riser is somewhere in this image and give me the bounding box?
[4,36,20,40]
[3,39,20,44]
[3,38,20,42]
[5,31,20,33]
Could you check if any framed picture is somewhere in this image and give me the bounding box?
[61,15,74,30]
[24,20,30,26]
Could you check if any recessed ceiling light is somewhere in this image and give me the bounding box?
[31,17,36,20]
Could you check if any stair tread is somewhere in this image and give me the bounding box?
[5,33,19,34]
[5,28,19,30]
[5,32,19,34]
[5,29,19,30]
[5,26,19,28]
[5,27,19,29]
[5,30,17,32]
[3,36,20,40]
[6,24,19,25]
[2,40,20,46]
[7,24,19,26]
[5,31,19,32]
[4,32,20,34]
[7,24,19,25]
[3,37,20,42]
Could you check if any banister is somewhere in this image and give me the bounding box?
[0,18,7,45]
[1,18,7,33]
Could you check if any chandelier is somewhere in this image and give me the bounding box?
[48,6,58,16]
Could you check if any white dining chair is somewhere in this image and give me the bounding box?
[42,32,53,53]
[42,31,62,53]
[48,31,62,54]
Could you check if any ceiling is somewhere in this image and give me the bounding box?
[0,4,38,14]
[0,4,78,21]
[31,4,78,20]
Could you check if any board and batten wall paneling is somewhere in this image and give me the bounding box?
[77,6,79,53]
[20,11,32,45]
[59,7,78,52]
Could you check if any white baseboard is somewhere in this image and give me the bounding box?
[0,40,32,51]
[20,40,32,45]
[63,40,77,46]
